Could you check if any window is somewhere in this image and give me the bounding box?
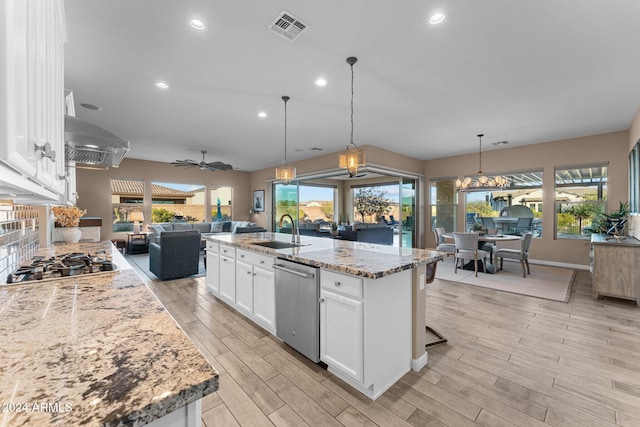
[352,183,398,224]
[630,142,639,213]
[430,178,457,233]
[555,164,607,239]
[467,170,544,236]
[111,178,144,232]
[151,181,205,223]
[272,182,336,230]
[211,186,233,222]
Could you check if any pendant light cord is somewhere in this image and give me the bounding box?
[350,62,354,146]
[477,133,484,174]
[282,96,289,162]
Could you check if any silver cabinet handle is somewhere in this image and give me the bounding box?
[319,297,325,303]
[247,270,252,275]
[240,254,245,258]
[334,281,341,287]
[260,260,265,264]
[34,142,56,162]
[273,263,315,278]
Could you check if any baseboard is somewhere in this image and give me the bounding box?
[525,259,590,271]
[411,352,428,372]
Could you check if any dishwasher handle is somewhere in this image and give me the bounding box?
[273,263,315,279]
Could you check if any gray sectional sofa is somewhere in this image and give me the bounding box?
[146,220,266,245]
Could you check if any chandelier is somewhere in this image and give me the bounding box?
[455,134,509,191]
[339,56,365,177]
[275,95,296,185]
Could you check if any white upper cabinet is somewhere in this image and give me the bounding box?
[0,0,67,201]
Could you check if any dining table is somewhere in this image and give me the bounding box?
[442,232,521,273]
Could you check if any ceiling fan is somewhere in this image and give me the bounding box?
[171,150,233,172]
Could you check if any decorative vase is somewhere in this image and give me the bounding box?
[62,227,82,243]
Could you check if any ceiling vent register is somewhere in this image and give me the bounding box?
[269,10,308,41]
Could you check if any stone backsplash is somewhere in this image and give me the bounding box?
[0,203,39,282]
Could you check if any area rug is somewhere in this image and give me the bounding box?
[125,253,206,281]
[435,258,575,302]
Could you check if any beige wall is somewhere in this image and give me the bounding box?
[628,106,640,239]
[424,131,629,266]
[76,158,252,241]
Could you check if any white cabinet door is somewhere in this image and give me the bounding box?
[320,289,364,383]
[235,260,254,315]
[205,251,219,294]
[253,265,275,332]
[0,0,66,200]
[219,255,236,303]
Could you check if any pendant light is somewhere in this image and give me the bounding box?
[275,95,296,185]
[339,56,365,177]
[455,134,509,191]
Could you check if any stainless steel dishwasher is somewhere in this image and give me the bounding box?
[273,259,320,363]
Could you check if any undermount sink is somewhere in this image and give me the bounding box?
[253,241,305,249]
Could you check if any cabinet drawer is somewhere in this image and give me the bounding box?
[219,244,235,258]
[206,241,219,253]
[237,248,274,268]
[321,269,363,299]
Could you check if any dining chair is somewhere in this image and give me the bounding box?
[433,227,455,256]
[453,232,490,277]
[495,232,533,277]
[511,217,533,235]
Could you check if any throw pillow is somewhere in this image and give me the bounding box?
[210,221,224,233]
[222,221,232,232]
[149,225,165,236]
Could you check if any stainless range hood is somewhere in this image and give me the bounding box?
[64,115,130,167]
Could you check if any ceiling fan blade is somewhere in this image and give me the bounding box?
[206,165,219,172]
[207,161,233,171]
[172,159,198,164]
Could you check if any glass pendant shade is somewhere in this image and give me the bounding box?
[275,161,296,185]
[339,143,366,177]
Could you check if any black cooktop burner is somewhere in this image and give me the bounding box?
[6,251,117,284]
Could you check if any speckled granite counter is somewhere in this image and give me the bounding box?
[0,241,218,426]
[207,232,443,279]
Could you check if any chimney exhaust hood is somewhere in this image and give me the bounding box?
[64,115,130,167]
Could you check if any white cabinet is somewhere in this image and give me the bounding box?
[219,254,236,304]
[236,248,276,333]
[235,260,254,315]
[0,0,67,201]
[205,241,220,294]
[320,288,363,383]
[253,265,276,332]
[319,268,412,400]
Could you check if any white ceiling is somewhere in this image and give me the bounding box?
[63,0,640,172]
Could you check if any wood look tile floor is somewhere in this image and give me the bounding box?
[140,267,640,427]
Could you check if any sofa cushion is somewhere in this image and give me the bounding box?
[222,221,232,232]
[173,223,193,232]
[192,222,211,233]
[149,224,165,236]
[160,223,174,231]
[210,221,225,232]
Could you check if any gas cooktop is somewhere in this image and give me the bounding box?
[5,251,118,284]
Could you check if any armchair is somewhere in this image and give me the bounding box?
[149,230,201,280]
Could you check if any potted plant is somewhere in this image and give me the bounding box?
[330,221,339,237]
[587,201,629,235]
[471,223,487,235]
[52,206,86,243]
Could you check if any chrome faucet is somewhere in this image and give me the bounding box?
[278,214,300,244]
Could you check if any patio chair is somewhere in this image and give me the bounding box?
[480,217,495,228]
[510,217,533,235]
[495,232,533,277]
[433,227,455,256]
[453,232,490,277]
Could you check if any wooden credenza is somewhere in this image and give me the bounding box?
[591,233,640,306]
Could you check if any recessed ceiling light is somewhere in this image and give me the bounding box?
[80,103,101,111]
[315,78,327,87]
[154,81,169,89]
[429,12,446,25]
[258,111,267,118]
[189,18,206,31]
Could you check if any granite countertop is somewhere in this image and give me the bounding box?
[0,241,218,426]
[209,232,443,279]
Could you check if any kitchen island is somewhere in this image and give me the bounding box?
[206,232,442,399]
[0,241,218,426]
